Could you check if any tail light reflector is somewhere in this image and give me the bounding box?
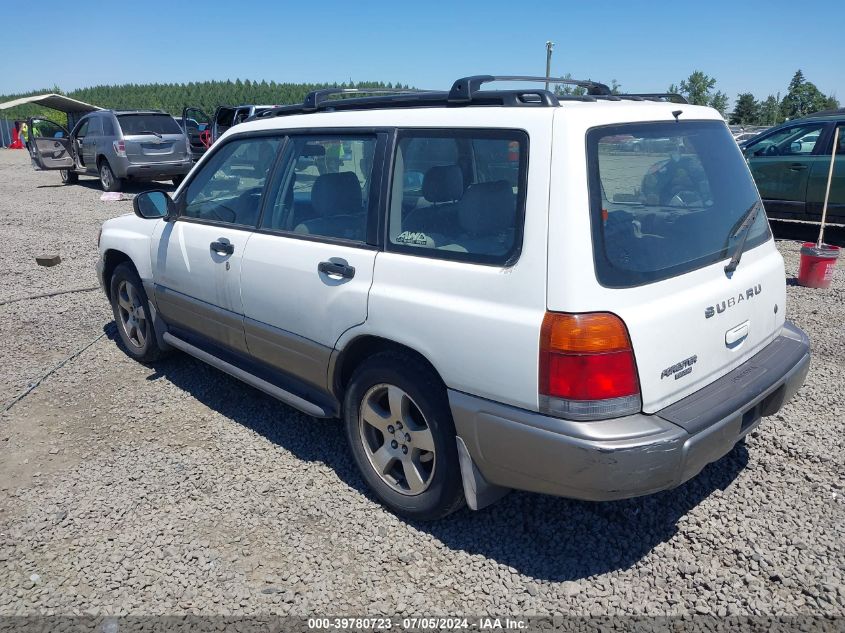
[539,312,641,420]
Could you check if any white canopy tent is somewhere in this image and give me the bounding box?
[0,93,101,145]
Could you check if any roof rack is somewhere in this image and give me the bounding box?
[447,75,611,102]
[301,87,434,113]
[620,93,688,104]
[252,74,688,120]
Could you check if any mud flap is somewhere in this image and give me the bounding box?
[456,436,510,510]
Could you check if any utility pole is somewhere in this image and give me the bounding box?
[545,41,555,91]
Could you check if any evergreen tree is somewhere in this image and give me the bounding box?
[730,93,759,125]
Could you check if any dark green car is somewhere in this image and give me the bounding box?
[741,109,844,224]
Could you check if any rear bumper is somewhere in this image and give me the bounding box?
[451,321,810,502]
[118,160,191,180]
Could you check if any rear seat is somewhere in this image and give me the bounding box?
[439,180,516,256]
[404,165,464,236]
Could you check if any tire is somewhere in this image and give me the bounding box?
[343,351,465,520]
[172,176,185,187]
[98,159,123,192]
[109,263,166,363]
[60,169,78,185]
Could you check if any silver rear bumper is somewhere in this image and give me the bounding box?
[451,321,811,507]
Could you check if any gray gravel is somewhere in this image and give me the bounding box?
[0,150,843,617]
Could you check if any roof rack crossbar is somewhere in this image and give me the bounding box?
[302,87,435,112]
[448,75,612,103]
[623,93,688,104]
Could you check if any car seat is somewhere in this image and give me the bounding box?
[295,171,365,241]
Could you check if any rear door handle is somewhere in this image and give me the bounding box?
[789,163,808,171]
[318,260,355,279]
[210,240,234,255]
[726,321,750,346]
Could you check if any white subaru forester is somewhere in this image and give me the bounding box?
[96,76,811,520]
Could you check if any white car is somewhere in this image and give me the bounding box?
[96,76,810,520]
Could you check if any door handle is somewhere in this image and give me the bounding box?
[789,163,808,171]
[318,260,355,279]
[210,240,234,255]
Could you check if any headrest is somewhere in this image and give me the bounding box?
[422,165,464,203]
[459,181,516,235]
[311,171,362,217]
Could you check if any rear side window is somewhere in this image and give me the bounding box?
[388,129,527,265]
[103,116,115,136]
[87,117,103,136]
[588,120,770,287]
[117,114,182,136]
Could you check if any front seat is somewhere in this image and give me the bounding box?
[295,171,365,241]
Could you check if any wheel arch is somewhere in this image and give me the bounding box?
[331,335,446,401]
[101,249,137,300]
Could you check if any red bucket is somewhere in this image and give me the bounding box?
[797,243,840,289]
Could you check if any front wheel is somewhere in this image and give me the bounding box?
[109,263,166,363]
[60,169,78,184]
[343,352,465,520]
[99,160,123,192]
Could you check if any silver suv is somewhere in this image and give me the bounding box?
[27,110,192,191]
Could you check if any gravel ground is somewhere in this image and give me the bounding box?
[0,149,842,618]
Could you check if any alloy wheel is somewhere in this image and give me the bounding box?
[116,280,147,349]
[358,384,436,496]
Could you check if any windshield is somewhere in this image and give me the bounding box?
[117,114,182,136]
[587,120,770,287]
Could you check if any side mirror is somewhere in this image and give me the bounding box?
[133,190,174,220]
[790,141,802,154]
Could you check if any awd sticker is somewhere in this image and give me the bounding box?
[395,231,431,246]
[661,355,698,380]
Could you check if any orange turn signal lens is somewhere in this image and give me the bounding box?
[540,312,632,354]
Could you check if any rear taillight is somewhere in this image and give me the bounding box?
[539,312,641,420]
[113,140,126,157]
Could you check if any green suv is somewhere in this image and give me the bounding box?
[741,109,844,223]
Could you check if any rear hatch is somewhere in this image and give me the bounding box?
[117,113,188,164]
[563,118,786,414]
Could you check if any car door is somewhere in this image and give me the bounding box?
[182,107,212,161]
[212,106,236,142]
[239,132,385,390]
[26,118,74,170]
[744,121,828,218]
[151,134,284,353]
[807,122,845,223]
[82,115,102,168]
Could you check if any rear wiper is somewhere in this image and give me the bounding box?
[724,199,763,274]
[138,130,163,138]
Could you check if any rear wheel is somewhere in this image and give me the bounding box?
[60,169,78,185]
[109,263,166,363]
[343,352,465,520]
[99,159,123,192]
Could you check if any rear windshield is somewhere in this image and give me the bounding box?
[587,120,770,287]
[117,114,182,136]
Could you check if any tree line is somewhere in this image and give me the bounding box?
[0,79,410,128]
[0,71,837,130]
[666,69,838,126]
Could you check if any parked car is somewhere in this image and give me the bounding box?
[181,104,278,161]
[96,76,810,520]
[740,109,845,223]
[27,110,192,191]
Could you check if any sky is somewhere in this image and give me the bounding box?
[2,0,843,106]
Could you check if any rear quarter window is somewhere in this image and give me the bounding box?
[387,129,527,266]
[587,120,770,287]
